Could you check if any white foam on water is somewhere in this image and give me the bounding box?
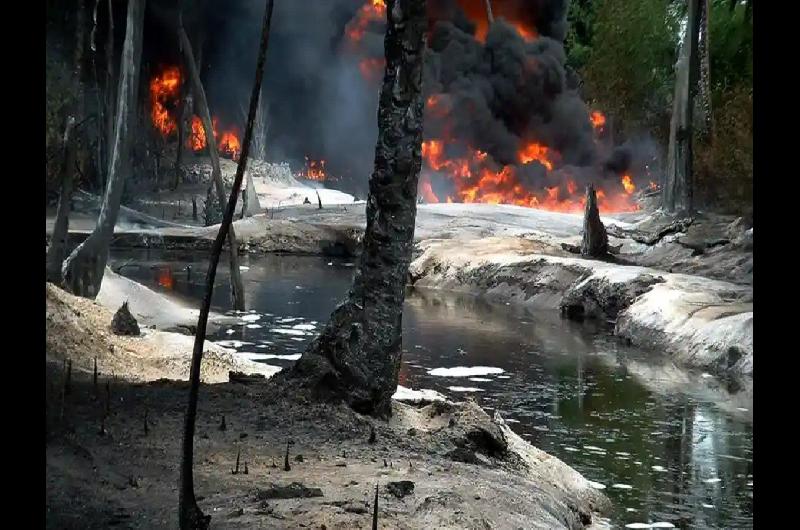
[214,340,251,348]
[428,366,504,377]
[651,524,676,528]
[291,337,306,342]
[587,481,606,490]
[270,328,308,336]
[583,445,605,452]
[616,452,631,456]
[239,352,301,361]
[624,523,651,529]
[225,329,236,335]
[497,375,511,379]
[651,465,667,472]
[703,478,722,484]
[246,324,263,329]
[702,504,715,509]
[448,386,484,392]
[468,377,492,382]
[626,508,637,513]
[292,323,316,330]
[564,447,579,452]
[241,314,261,322]
[612,484,633,490]
[239,266,249,271]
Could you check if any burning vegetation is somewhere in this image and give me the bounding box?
[148,66,242,160]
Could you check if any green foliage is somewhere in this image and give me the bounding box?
[694,1,752,214]
[565,0,595,71]
[579,0,678,140]
[708,0,753,91]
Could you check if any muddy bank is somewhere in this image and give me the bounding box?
[46,288,611,529]
[409,237,752,378]
[46,283,278,383]
[48,203,751,286]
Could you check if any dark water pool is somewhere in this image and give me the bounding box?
[109,249,753,529]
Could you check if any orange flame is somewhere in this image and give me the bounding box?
[300,157,327,181]
[150,66,181,136]
[420,136,641,213]
[590,111,606,130]
[519,142,554,170]
[621,174,635,194]
[219,130,241,160]
[345,0,386,45]
[419,176,439,203]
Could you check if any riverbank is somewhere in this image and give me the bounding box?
[46,282,611,529]
[48,198,752,379]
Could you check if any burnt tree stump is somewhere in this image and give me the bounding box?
[581,184,608,258]
[111,301,140,336]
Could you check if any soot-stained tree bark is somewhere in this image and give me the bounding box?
[61,0,145,297]
[581,184,608,257]
[47,0,86,284]
[178,2,275,528]
[663,0,702,214]
[284,0,427,418]
[178,10,246,311]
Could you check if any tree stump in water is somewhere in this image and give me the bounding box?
[581,184,608,258]
[111,301,140,336]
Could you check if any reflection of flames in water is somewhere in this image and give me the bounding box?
[157,267,174,289]
[149,66,242,159]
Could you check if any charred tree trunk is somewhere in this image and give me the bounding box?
[48,0,86,281]
[47,0,86,286]
[178,16,246,311]
[61,0,144,296]
[285,0,427,418]
[104,0,115,191]
[174,80,187,190]
[581,184,608,258]
[663,0,701,214]
[47,118,78,283]
[178,3,275,528]
[696,0,712,142]
[243,170,260,216]
[484,0,494,24]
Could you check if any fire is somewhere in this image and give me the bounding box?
[150,66,181,136]
[149,67,242,159]
[419,136,641,213]
[590,111,606,130]
[621,174,635,194]
[219,130,241,160]
[300,157,327,181]
[358,57,385,82]
[511,22,538,41]
[419,176,439,203]
[519,142,554,170]
[188,116,219,152]
[156,267,174,290]
[345,0,386,45]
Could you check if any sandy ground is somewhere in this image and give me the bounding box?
[46,282,611,529]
